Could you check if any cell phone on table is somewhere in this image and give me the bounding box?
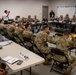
[17,60,23,65]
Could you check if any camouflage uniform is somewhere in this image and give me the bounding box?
[56,35,76,74]
[14,26,24,44]
[34,31,55,58]
[7,25,16,39]
[72,18,76,22]
[21,18,26,24]
[22,29,34,47]
[33,19,39,23]
[0,24,8,36]
[64,16,70,21]
[0,24,5,34]
[0,24,5,28]
[26,18,33,23]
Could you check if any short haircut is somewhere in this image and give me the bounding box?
[25,23,30,29]
[4,10,7,13]
[42,25,51,30]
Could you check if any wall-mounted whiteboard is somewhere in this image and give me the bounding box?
[57,6,76,18]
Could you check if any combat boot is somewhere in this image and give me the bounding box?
[43,58,51,65]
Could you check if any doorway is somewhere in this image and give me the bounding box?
[42,6,49,19]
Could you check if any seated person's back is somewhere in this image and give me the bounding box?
[22,23,34,47]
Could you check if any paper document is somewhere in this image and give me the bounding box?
[2,56,19,64]
[0,41,12,46]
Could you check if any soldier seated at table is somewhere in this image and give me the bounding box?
[0,20,9,37]
[42,16,48,25]
[7,21,16,36]
[21,17,26,24]
[34,25,55,65]
[22,23,34,50]
[26,15,33,23]
[33,15,39,23]
[58,15,64,22]
[71,15,76,22]
[14,22,25,44]
[42,16,48,23]
[64,14,70,22]
[56,30,76,75]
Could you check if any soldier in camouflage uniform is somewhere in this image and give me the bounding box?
[26,15,33,23]
[64,14,70,22]
[0,20,9,37]
[56,31,76,75]
[14,22,24,44]
[7,21,16,39]
[22,23,34,50]
[0,21,5,35]
[21,17,26,23]
[18,22,25,29]
[72,15,76,22]
[34,25,55,65]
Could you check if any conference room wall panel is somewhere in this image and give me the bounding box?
[49,0,76,18]
[0,0,50,21]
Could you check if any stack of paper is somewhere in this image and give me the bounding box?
[2,56,19,64]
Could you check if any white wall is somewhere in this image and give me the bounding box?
[1,0,76,21]
[0,0,50,21]
[49,0,76,18]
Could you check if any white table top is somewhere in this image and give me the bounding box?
[0,41,44,72]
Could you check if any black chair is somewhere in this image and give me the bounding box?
[50,48,69,74]
[33,43,48,58]
[22,36,35,52]
[69,47,76,55]
[13,33,25,46]
[8,19,14,24]
[0,28,10,39]
[0,27,15,41]
[55,23,66,36]
[13,33,34,52]
[23,36,48,58]
[56,23,64,28]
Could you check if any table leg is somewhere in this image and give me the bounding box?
[30,67,31,75]
[24,67,32,75]
[21,70,23,75]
